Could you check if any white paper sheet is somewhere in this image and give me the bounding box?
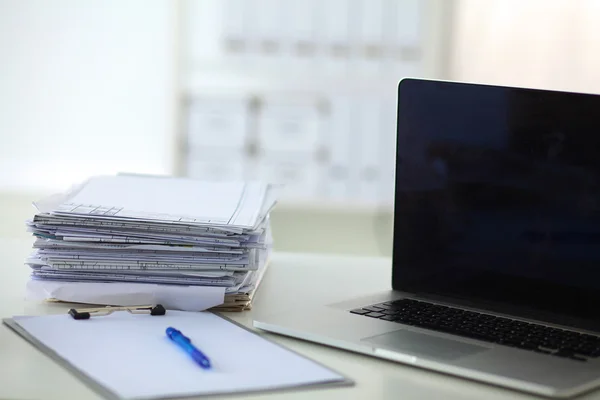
[54,176,270,228]
[37,268,236,278]
[28,260,255,272]
[33,251,247,264]
[9,311,347,399]
[26,280,226,311]
[32,239,245,254]
[35,251,245,262]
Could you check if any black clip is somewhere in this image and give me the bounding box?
[68,304,166,320]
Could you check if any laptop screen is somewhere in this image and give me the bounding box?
[393,79,600,329]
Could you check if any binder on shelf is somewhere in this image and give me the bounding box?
[383,0,422,74]
[355,97,384,204]
[324,96,353,201]
[356,0,385,77]
[248,0,283,69]
[283,0,318,71]
[222,0,251,66]
[318,0,350,76]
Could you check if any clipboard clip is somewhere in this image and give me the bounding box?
[68,304,166,320]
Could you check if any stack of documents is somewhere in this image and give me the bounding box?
[24,174,278,311]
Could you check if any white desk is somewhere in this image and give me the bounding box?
[1,238,599,400]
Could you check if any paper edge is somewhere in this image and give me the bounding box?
[32,178,92,213]
[25,280,226,312]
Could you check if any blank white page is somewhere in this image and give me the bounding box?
[11,311,347,399]
[56,176,266,228]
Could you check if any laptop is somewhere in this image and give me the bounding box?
[253,78,600,398]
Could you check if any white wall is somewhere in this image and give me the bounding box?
[451,0,600,93]
[0,0,178,192]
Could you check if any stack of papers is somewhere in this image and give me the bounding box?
[24,174,279,311]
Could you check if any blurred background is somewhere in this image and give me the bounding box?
[1,0,599,257]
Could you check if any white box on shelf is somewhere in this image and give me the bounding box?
[187,158,246,182]
[258,97,321,153]
[257,152,322,201]
[187,96,250,149]
[186,147,254,181]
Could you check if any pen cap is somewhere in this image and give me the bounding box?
[166,327,179,339]
[166,327,191,342]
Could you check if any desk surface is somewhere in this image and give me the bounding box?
[1,238,599,400]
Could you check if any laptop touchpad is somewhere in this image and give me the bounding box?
[362,329,489,361]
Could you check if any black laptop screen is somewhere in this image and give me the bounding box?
[393,79,600,328]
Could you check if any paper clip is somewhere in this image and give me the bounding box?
[68,304,166,320]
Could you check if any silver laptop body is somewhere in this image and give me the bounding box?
[254,79,600,398]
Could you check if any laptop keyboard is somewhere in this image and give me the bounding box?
[350,298,600,362]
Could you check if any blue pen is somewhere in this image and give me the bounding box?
[166,327,211,369]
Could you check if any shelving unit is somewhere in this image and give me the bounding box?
[175,0,453,212]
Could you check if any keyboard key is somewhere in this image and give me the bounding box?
[580,334,600,342]
[575,346,597,357]
[589,350,600,358]
[554,350,574,358]
[349,309,370,315]
[364,312,385,318]
[363,306,384,312]
[570,355,587,362]
[373,303,391,310]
